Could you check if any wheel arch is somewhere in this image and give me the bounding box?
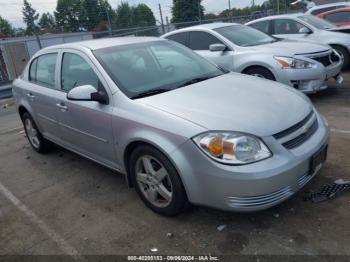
[241,65,276,80]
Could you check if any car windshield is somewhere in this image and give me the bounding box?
[214,25,277,47]
[93,41,225,98]
[298,15,336,30]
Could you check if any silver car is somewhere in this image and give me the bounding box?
[13,37,330,215]
[162,23,343,94]
[247,14,350,69]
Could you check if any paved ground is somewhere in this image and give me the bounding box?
[0,74,349,259]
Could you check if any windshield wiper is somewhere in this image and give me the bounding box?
[131,88,170,99]
[176,74,220,88]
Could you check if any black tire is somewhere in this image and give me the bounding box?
[244,67,276,81]
[22,112,53,154]
[129,145,188,216]
[332,45,349,70]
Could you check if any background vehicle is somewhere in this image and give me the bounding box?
[247,14,350,69]
[12,37,329,215]
[162,23,343,94]
[318,7,350,27]
[306,2,350,15]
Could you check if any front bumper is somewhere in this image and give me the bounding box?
[170,113,330,212]
[274,60,343,94]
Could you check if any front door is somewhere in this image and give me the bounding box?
[56,51,116,167]
[188,31,234,71]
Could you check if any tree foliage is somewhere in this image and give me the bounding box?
[113,2,156,29]
[81,0,113,31]
[172,0,205,23]
[54,0,83,32]
[22,0,39,35]
[0,16,13,37]
[38,12,55,33]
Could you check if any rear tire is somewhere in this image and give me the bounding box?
[332,45,349,70]
[244,67,276,81]
[129,145,188,216]
[22,112,53,154]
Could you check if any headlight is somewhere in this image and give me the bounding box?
[274,56,314,69]
[192,132,272,165]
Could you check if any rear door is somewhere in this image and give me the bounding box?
[25,52,62,141]
[56,50,116,167]
[188,31,234,71]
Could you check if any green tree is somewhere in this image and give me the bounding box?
[22,0,39,35]
[81,0,114,31]
[114,2,134,28]
[54,0,83,32]
[203,13,217,20]
[0,16,13,37]
[268,0,295,13]
[133,4,156,27]
[38,12,55,33]
[171,0,204,23]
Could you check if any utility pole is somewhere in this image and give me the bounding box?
[252,0,255,7]
[166,16,170,33]
[228,0,231,10]
[277,0,280,14]
[158,3,165,34]
[106,9,112,36]
[198,0,202,24]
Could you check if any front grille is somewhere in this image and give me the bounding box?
[274,111,313,139]
[312,55,332,67]
[227,186,293,209]
[273,111,319,150]
[282,120,318,149]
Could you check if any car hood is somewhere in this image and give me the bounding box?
[138,73,312,137]
[251,39,330,56]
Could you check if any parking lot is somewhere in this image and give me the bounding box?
[0,73,349,258]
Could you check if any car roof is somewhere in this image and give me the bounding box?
[319,6,350,16]
[307,2,350,12]
[167,22,240,33]
[43,36,163,51]
[246,13,304,24]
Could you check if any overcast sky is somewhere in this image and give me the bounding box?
[1,0,266,28]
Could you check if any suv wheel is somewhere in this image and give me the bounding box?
[129,145,188,216]
[22,112,53,153]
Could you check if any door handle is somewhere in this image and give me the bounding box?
[27,93,35,99]
[56,102,68,111]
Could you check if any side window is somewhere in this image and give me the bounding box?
[188,31,224,50]
[273,19,308,34]
[29,53,57,88]
[166,32,189,47]
[250,21,270,34]
[326,12,350,23]
[61,53,102,92]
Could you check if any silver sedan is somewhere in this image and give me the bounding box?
[13,37,329,215]
[246,14,350,69]
[162,23,343,94]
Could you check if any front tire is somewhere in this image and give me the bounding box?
[244,67,276,81]
[129,145,188,216]
[22,112,53,154]
[332,45,349,70]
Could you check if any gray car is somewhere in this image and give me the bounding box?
[246,14,350,69]
[162,23,343,94]
[13,37,329,215]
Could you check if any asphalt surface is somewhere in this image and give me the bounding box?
[0,75,349,259]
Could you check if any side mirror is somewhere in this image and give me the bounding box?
[209,43,227,52]
[67,85,108,105]
[299,27,312,34]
